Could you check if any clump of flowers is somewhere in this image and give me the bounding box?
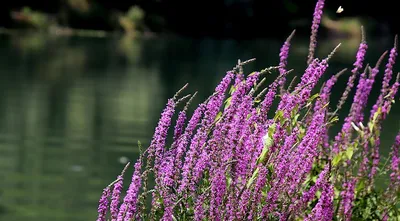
[96,0,400,220]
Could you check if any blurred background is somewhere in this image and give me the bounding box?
[0,1,399,221]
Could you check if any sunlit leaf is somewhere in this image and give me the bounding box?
[246,167,260,188]
[332,153,343,166]
[345,147,354,160]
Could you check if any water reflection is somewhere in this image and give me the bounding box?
[0,32,398,221]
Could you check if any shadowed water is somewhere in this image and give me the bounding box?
[0,32,398,221]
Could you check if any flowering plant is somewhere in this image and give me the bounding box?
[96,0,400,220]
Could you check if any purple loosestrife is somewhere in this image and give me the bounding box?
[157,95,199,216]
[179,71,234,194]
[237,190,252,219]
[381,37,398,93]
[358,141,371,178]
[174,103,205,177]
[191,73,236,186]
[297,58,330,105]
[194,194,206,221]
[229,95,256,178]
[226,116,250,185]
[336,33,368,112]
[280,49,335,119]
[369,76,399,185]
[248,166,268,219]
[351,68,369,123]
[173,110,187,142]
[282,58,321,114]
[259,73,284,122]
[234,116,259,181]
[286,109,326,196]
[316,69,346,153]
[97,0,400,219]
[118,161,142,221]
[147,98,176,215]
[243,110,268,178]
[110,176,124,221]
[195,72,259,179]
[332,68,368,154]
[316,69,345,112]
[369,137,381,181]
[305,181,334,221]
[389,132,400,190]
[97,187,111,221]
[307,0,325,65]
[262,127,299,216]
[356,55,388,177]
[352,31,368,75]
[332,67,379,154]
[159,154,175,220]
[279,30,296,92]
[371,36,398,118]
[290,164,331,214]
[152,98,176,174]
[382,74,400,119]
[274,127,299,180]
[110,163,130,221]
[209,167,226,220]
[207,74,261,219]
[339,179,356,220]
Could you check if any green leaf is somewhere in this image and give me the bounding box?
[368,107,382,133]
[308,93,320,103]
[273,110,284,122]
[246,167,260,188]
[249,71,258,76]
[345,147,354,160]
[305,93,320,107]
[257,124,276,165]
[312,175,317,183]
[226,175,232,188]
[322,102,330,109]
[356,179,365,192]
[267,123,277,137]
[316,190,322,198]
[268,165,275,175]
[370,136,375,147]
[224,96,232,110]
[329,116,339,124]
[332,153,343,166]
[258,137,272,164]
[334,187,340,198]
[292,114,300,126]
[304,175,311,185]
[229,85,236,94]
[214,111,223,123]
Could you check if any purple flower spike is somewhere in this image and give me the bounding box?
[279,30,296,91]
[305,182,334,221]
[97,187,111,221]
[339,179,356,220]
[389,132,400,190]
[371,36,398,118]
[110,176,124,221]
[307,0,326,65]
[118,161,142,221]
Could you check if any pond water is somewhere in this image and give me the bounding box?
[0,32,398,221]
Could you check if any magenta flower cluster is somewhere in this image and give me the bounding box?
[96,0,400,220]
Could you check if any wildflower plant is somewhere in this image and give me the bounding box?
[96,0,400,220]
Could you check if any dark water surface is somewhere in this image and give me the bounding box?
[0,32,399,221]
